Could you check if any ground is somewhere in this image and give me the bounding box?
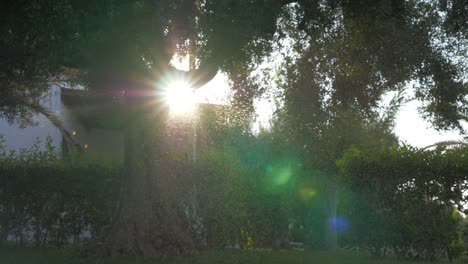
[0,246,460,264]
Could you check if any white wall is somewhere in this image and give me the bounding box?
[0,86,125,163]
[0,86,62,152]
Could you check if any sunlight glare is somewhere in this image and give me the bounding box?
[163,80,196,114]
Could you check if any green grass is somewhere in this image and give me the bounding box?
[0,246,459,264]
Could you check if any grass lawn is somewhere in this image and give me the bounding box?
[0,246,459,264]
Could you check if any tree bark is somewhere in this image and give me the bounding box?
[98,107,196,257]
[0,229,8,246]
[325,177,338,250]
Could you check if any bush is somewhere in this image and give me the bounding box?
[192,130,297,248]
[0,136,121,246]
[337,145,468,260]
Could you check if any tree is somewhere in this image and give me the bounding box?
[1,0,467,256]
[265,0,466,248]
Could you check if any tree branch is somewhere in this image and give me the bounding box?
[160,0,299,90]
[8,96,82,151]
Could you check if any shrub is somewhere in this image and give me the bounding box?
[337,145,468,260]
[0,136,120,246]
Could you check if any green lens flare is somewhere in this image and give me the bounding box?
[273,165,292,186]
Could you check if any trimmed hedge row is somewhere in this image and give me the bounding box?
[0,137,120,246]
[338,146,468,260]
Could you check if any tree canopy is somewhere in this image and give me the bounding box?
[1,0,466,129]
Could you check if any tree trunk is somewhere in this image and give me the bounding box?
[98,108,196,257]
[34,214,43,248]
[272,198,290,249]
[303,174,338,250]
[0,228,8,246]
[325,176,338,250]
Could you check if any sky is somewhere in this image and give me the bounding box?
[394,99,464,147]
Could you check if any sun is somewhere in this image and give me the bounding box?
[162,80,196,114]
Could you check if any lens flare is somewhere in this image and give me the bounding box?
[266,165,273,173]
[328,216,351,234]
[162,80,196,114]
[298,187,317,201]
[273,165,293,186]
[265,161,300,193]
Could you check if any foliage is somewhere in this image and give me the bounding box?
[338,145,468,260]
[193,127,297,248]
[263,2,467,250]
[0,136,120,246]
[1,0,467,129]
